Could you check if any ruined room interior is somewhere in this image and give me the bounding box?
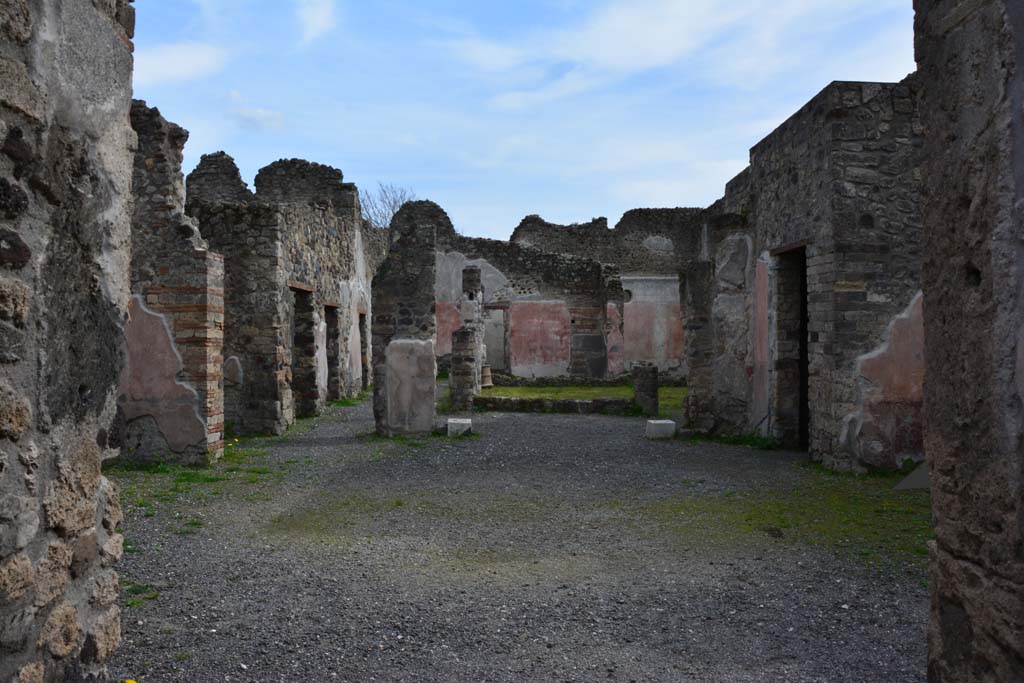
[0,1,1020,682]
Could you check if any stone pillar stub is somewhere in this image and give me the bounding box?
[634,363,660,417]
[384,339,437,435]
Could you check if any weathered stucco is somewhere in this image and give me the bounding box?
[118,297,208,461]
[509,301,572,378]
[915,0,1024,679]
[1,1,136,679]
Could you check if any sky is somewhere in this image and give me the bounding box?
[133,0,917,240]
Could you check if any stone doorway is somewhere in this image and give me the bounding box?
[774,247,809,449]
[326,305,341,400]
[291,287,320,417]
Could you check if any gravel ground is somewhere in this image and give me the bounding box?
[107,400,928,683]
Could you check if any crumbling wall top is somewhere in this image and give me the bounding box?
[391,199,458,244]
[254,158,357,209]
[186,152,255,206]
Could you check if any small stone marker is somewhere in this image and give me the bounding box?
[645,419,677,440]
[448,418,473,437]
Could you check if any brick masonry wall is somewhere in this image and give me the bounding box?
[120,101,224,464]
[686,80,923,471]
[0,1,136,680]
[187,155,378,432]
[187,200,292,437]
[915,1,1024,679]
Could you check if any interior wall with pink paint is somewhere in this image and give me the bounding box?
[509,301,572,377]
[621,275,685,375]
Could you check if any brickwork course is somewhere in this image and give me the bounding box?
[119,101,225,466]
[186,155,379,437]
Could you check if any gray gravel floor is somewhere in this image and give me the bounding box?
[107,401,928,683]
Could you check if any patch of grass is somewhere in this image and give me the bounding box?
[174,652,192,662]
[174,471,226,485]
[245,467,273,475]
[221,446,267,466]
[123,580,159,607]
[185,519,205,527]
[331,391,370,408]
[683,431,783,450]
[481,384,688,408]
[637,463,932,573]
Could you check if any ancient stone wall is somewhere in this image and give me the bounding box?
[119,101,224,465]
[436,228,611,380]
[372,201,439,435]
[186,186,292,436]
[915,1,1024,679]
[187,155,376,434]
[1,1,136,679]
[687,79,923,471]
[509,211,699,376]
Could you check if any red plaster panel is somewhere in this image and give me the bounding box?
[435,302,462,357]
[509,301,572,377]
[119,297,207,453]
[623,303,684,364]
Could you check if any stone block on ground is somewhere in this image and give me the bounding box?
[447,418,472,437]
[645,420,677,440]
[384,339,436,435]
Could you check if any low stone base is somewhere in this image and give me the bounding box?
[645,420,677,440]
[447,418,472,437]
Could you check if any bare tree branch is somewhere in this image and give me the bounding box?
[360,182,417,230]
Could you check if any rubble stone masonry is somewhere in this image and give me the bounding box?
[1,0,136,679]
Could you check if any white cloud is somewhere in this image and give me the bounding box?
[447,0,915,108]
[296,0,337,45]
[134,43,228,87]
[227,91,286,131]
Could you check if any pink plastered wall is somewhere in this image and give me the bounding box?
[436,301,462,357]
[509,301,572,377]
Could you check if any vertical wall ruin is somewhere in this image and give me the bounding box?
[686,79,924,471]
[915,1,1024,679]
[450,266,484,412]
[372,201,439,435]
[118,101,224,465]
[0,1,136,679]
[186,155,377,436]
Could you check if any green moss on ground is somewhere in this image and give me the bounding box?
[637,463,932,573]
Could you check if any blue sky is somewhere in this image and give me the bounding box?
[133,0,916,240]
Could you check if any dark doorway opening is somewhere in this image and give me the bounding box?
[291,289,320,418]
[325,305,341,400]
[775,248,810,450]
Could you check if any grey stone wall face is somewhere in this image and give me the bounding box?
[915,1,1024,680]
[510,210,704,274]
[187,200,292,436]
[686,80,924,471]
[187,155,376,435]
[372,201,439,435]
[1,1,136,680]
